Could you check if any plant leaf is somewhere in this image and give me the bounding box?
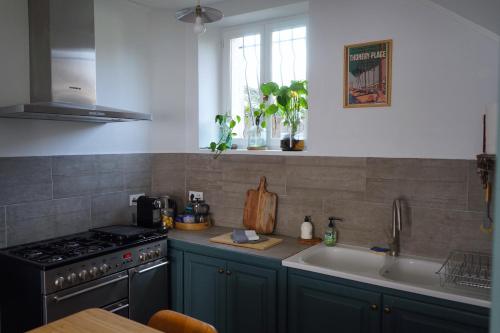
[299,97,308,109]
[217,143,227,151]
[260,82,279,96]
[209,142,217,152]
[215,115,223,124]
[265,104,278,116]
[236,115,241,123]
[261,120,267,129]
[229,120,236,128]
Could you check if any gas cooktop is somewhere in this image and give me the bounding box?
[1,225,167,268]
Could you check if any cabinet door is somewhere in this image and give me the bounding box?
[168,248,184,313]
[184,252,227,333]
[226,261,278,333]
[382,295,489,333]
[288,273,381,333]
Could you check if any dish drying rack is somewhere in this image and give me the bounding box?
[437,251,491,290]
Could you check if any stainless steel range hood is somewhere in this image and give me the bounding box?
[0,0,151,123]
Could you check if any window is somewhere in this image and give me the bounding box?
[223,17,308,147]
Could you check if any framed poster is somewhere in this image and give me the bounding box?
[344,39,392,108]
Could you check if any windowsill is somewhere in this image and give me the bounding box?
[196,148,312,156]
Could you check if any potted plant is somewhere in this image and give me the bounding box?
[244,86,272,150]
[261,80,308,151]
[209,113,240,159]
[245,103,268,150]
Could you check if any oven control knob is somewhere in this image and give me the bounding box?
[100,264,110,273]
[139,253,146,261]
[54,276,64,288]
[67,273,77,284]
[89,266,98,277]
[148,251,155,259]
[78,269,88,281]
[155,249,161,257]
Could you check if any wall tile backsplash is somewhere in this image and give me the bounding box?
[0,154,152,247]
[0,153,492,259]
[152,154,492,259]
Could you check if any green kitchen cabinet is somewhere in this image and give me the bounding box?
[183,252,227,332]
[288,272,381,333]
[183,251,279,333]
[226,261,277,333]
[382,295,489,333]
[287,268,489,333]
[168,248,184,313]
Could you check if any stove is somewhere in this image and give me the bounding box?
[4,225,164,268]
[0,225,169,333]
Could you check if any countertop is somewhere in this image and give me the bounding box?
[167,226,311,261]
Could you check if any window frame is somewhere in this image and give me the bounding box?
[222,15,308,150]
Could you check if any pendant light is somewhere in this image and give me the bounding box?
[176,0,223,35]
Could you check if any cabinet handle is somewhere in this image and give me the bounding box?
[370,304,378,311]
[384,307,391,314]
[218,268,225,274]
[226,270,232,276]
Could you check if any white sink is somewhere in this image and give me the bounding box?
[283,243,490,308]
[380,257,442,287]
[301,244,386,275]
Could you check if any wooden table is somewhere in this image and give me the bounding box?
[28,308,162,333]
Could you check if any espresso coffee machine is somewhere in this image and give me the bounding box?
[136,196,162,228]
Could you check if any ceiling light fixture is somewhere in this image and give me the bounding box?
[176,0,223,35]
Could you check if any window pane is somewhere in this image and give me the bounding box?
[230,34,261,139]
[271,26,307,138]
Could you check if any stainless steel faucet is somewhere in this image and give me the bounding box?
[389,199,403,256]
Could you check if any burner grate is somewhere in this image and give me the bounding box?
[11,236,116,263]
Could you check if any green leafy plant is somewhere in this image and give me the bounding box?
[209,113,241,159]
[243,87,267,130]
[261,80,308,137]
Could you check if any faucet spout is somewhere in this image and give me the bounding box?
[390,199,402,256]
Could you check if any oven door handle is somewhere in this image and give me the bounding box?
[134,260,169,275]
[108,302,129,314]
[52,274,128,303]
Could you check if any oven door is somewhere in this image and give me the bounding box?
[103,299,130,318]
[43,271,129,323]
[129,258,169,324]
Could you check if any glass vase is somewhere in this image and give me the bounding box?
[280,123,305,151]
[247,124,267,150]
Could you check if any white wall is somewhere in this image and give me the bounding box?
[306,0,499,159]
[0,0,187,157]
[198,28,222,149]
[149,9,189,153]
[190,0,500,159]
[0,0,499,159]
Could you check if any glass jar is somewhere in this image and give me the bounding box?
[280,123,305,151]
[247,124,267,150]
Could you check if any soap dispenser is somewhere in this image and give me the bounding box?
[300,216,313,240]
[324,217,342,246]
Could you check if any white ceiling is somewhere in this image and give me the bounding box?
[132,0,500,36]
[428,0,500,36]
[131,0,224,10]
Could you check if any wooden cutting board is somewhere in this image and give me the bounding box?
[243,176,278,234]
[209,232,283,250]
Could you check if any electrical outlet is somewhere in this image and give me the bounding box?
[129,193,145,206]
[188,191,203,201]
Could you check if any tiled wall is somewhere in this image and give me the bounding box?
[0,155,152,247]
[0,153,492,259]
[152,154,493,259]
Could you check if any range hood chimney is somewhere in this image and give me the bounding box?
[0,0,151,122]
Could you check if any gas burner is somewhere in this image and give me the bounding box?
[86,245,104,253]
[64,241,81,248]
[22,249,44,259]
[42,255,65,264]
